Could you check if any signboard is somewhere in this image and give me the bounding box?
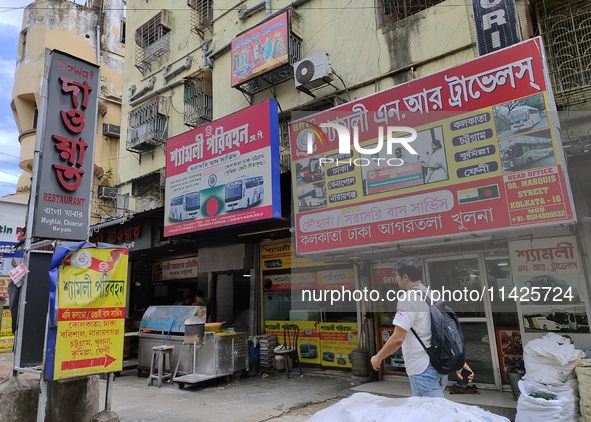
[472,0,521,56]
[289,38,575,255]
[509,236,591,349]
[231,11,291,87]
[89,220,152,251]
[263,273,317,291]
[164,99,281,236]
[44,242,128,380]
[264,320,321,364]
[33,50,98,240]
[153,257,198,281]
[378,327,406,375]
[261,242,340,270]
[318,322,357,368]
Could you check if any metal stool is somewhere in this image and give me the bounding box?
[149,345,174,387]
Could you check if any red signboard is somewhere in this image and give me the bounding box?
[289,38,575,255]
[231,11,291,87]
[164,99,281,236]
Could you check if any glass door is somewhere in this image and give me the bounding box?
[425,255,502,388]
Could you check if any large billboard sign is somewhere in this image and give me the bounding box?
[44,242,128,380]
[289,38,575,255]
[472,0,521,56]
[164,99,281,236]
[231,11,291,87]
[33,50,98,240]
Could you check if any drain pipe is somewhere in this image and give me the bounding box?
[129,76,156,102]
[95,0,104,65]
[129,79,185,107]
[238,1,266,20]
[163,56,193,85]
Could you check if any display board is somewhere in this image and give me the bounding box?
[44,242,128,380]
[289,38,575,255]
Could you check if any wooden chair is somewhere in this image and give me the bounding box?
[273,324,301,378]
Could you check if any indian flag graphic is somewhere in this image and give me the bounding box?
[457,184,499,204]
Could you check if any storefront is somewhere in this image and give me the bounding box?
[285,37,591,389]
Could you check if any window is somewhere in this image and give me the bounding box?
[379,0,445,27]
[188,0,213,36]
[184,71,213,128]
[134,12,171,74]
[534,0,591,106]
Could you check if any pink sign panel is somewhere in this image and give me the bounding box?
[164,99,281,236]
[289,38,575,255]
[231,11,290,87]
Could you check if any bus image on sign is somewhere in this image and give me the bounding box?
[510,106,541,131]
[502,140,553,171]
[225,175,264,211]
[169,192,200,221]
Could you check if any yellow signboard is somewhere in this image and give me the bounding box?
[319,322,358,368]
[45,244,128,380]
[264,320,321,364]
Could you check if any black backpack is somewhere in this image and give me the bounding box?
[410,286,466,375]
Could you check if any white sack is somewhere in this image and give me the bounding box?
[306,392,509,422]
[575,360,591,422]
[523,333,584,385]
[515,378,572,422]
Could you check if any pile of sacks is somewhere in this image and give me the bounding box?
[516,332,584,422]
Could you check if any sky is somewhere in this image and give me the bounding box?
[0,1,86,198]
[0,2,26,198]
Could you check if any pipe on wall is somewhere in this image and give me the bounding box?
[128,79,185,108]
[163,56,193,85]
[129,76,156,102]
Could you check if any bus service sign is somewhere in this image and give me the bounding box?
[164,99,282,236]
[289,38,576,255]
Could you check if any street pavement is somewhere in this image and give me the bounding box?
[1,353,357,422]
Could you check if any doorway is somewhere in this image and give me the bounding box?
[425,255,502,389]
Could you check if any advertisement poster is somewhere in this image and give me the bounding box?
[44,242,128,380]
[379,327,406,375]
[264,320,321,364]
[289,38,575,255]
[319,322,358,368]
[317,269,355,290]
[496,329,524,384]
[261,242,334,270]
[509,236,591,349]
[164,99,281,236]
[231,11,291,87]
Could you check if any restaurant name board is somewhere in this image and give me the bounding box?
[33,51,98,241]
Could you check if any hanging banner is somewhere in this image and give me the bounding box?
[32,51,98,240]
[508,236,591,349]
[44,242,128,380]
[164,99,281,236]
[290,37,575,255]
[153,257,198,281]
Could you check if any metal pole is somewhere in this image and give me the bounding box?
[105,373,114,411]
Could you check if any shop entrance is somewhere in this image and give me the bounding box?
[425,255,502,389]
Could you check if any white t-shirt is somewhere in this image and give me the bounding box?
[393,285,431,376]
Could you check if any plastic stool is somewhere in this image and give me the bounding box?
[149,345,174,387]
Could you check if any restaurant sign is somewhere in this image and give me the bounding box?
[33,51,98,240]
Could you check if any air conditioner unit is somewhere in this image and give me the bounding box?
[98,186,117,200]
[103,124,121,138]
[293,51,333,91]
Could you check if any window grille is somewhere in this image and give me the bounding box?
[135,12,171,74]
[126,97,168,153]
[184,72,213,128]
[188,0,213,36]
[379,0,445,28]
[534,0,591,107]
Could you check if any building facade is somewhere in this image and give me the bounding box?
[85,0,591,392]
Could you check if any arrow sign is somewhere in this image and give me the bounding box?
[61,354,117,371]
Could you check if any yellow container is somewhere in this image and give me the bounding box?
[205,322,223,332]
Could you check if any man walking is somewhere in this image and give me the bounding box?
[370,257,474,397]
